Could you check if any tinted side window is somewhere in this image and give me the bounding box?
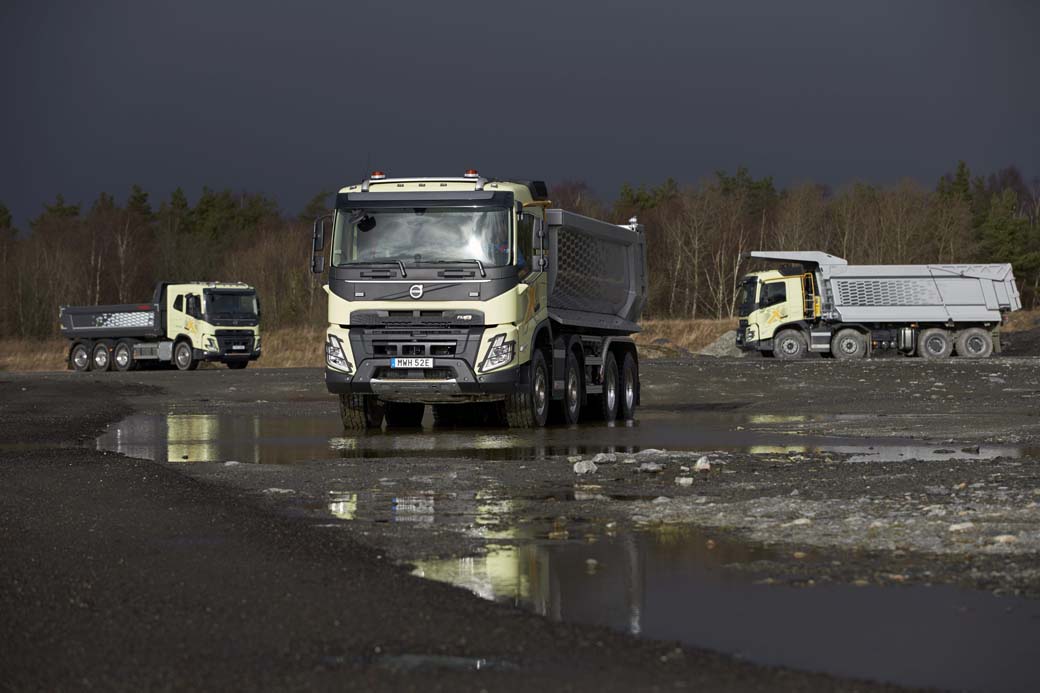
[760,282,786,308]
[517,214,536,279]
[173,295,183,312]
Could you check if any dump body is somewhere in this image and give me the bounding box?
[736,251,1020,359]
[61,282,261,371]
[60,302,164,340]
[545,209,647,334]
[316,172,646,428]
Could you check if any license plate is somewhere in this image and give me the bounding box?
[391,357,432,369]
[232,345,246,350]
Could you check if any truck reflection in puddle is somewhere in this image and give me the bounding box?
[410,514,1040,693]
[96,411,1027,465]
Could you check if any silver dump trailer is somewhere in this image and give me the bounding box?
[316,173,647,428]
[737,251,1021,359]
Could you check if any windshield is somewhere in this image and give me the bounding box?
[332,206,511,268]
[204,291,258,318]
[737,278,758,317]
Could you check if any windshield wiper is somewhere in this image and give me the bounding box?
[348,260,407,277]
[424,259,486,277]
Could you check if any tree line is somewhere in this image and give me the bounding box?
[555,161,1040,319]
[1,162,1037,338]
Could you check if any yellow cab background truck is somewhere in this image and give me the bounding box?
[311,170,648,429]
[736,251,1020,359]
[60,281,261,371]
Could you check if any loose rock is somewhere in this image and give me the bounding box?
[573,460,599,475]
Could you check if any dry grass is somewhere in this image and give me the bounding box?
[0,338,68,372]
[1004,309,1040,332]
[3,310,1037,372]
[635,318,738,355]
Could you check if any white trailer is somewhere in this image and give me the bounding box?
[736,251,1021,359]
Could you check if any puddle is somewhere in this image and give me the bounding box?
[414,526,1040,693]
[95,411,1029,464]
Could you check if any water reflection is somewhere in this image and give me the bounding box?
[96,412,1029,465]
[413,522,1040,693]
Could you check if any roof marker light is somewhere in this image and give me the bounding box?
[370,171,386,180]
[463,169,479,178]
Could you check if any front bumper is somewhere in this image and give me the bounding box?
[325,359,528,402]
[196,348,261,363]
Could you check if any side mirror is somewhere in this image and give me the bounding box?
[312,214,330,252]
[311,214,331,274]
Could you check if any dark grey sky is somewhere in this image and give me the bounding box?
[2,0,1037,226]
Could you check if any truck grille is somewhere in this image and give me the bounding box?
[373,342,457,357]
[215,330,254,354]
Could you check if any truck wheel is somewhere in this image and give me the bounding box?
[113,341,135,371]
[70,343,92,372]
[773,330,806,360]
[918,328,953,359]
[831,329,868,360]
[339,394,384,430]
[955,328,993,358]
[620,352,638,421]
[226,361,249,370]
[504,349,549,428]
[174,341,199,371]
[561,348,584,425]
[384,402,425,428]
[92,342,113,371]
[591,352,620,423]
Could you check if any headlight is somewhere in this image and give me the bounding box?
[746,326,757,341]
[254,335,261,352]
[479,334,515,372]
[326,334,352,372]
[204,336,219,352]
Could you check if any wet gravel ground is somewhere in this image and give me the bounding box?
[0,368,898,692]
[4,356,1040,689]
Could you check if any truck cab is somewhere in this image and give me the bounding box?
[164,282,262,370]
[737,268,819,356]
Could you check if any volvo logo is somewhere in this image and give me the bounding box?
[409,284,424,299]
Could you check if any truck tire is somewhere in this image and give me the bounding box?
[955,328,993,358]
[226,361,249,370]
[561,348,584,425]
[773,330,806,360]
[174,340,199,371]
[590,351,620,423]
[113,341,136,371]
[92,342,113,372]
[70,343,92,372]
[384,402,425,428]
[504,349,549,428]
[831,329,868,360]
[918,328,953,359]
[339,394,384,430]
[620,352,638,421]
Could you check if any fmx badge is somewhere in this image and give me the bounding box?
[409,284,424,299]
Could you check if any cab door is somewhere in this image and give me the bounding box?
[754,277,802,341]
[168,291,198,345]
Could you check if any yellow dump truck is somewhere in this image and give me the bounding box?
[737,252,1021,359]
[60,281,261,371]
[311,170,647,429]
